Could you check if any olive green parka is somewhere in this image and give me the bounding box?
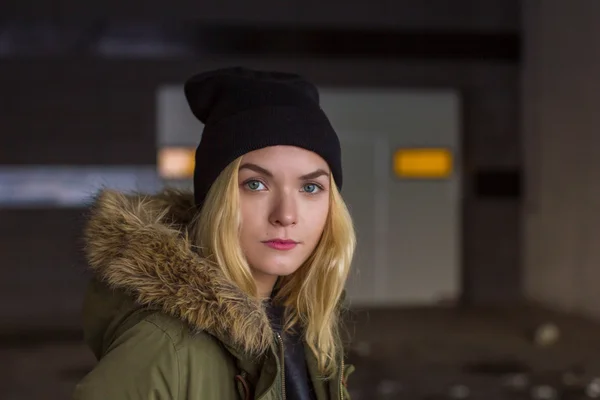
[73,190,354,400]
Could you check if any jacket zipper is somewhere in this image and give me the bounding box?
[276,333,286,400]
[339,357,345,400]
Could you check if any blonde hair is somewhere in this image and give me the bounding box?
[192,156,356,376]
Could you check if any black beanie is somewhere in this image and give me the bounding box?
[184,66,342,208]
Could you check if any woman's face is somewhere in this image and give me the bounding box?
[237,145,331,295]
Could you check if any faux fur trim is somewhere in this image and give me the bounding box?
[84,189,272,355]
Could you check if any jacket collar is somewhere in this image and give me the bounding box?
[84,189,273,357]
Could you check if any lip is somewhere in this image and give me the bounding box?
[262,239,299,251]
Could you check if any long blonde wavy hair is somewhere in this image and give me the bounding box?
[191,156,356,376]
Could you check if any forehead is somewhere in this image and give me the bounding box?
[240,145,329,170]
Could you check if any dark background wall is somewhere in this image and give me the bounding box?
[0,0,521,330]
[522,0,600,320]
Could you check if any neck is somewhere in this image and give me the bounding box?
[252,270,279,299]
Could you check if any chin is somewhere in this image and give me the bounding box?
[255,260,302,277]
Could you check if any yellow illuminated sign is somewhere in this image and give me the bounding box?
[158,147,196,179]
[394,148,453,178]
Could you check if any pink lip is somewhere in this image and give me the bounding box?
[263,239,298,250]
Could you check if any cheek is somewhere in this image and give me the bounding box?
[303,200,329,243]
[239,198,262,237]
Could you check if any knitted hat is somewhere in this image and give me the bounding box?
[184,66,342,208]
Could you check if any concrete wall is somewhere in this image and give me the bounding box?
[522,0,600,317]
[0,4,523,330]
[0,58,520,330]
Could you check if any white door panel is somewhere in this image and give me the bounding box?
[320,89,461,306]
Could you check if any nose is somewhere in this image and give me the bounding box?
[269,191,297,227]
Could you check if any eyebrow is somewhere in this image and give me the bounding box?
[239,163,330,180]
[299,169,330,180]
[239,163,273,177]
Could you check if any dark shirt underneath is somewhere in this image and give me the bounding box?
[265,301,317,400]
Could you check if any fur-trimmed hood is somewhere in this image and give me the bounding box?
[82,189,272,358]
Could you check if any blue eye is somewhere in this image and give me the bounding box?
[246,180,266,191]
[302,183,321,194]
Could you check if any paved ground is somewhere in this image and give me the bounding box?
[3,304,600,399]
[344,305,600,399]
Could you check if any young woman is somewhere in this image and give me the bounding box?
[73,67,356,399]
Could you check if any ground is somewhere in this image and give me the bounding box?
[2,304,600,399]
